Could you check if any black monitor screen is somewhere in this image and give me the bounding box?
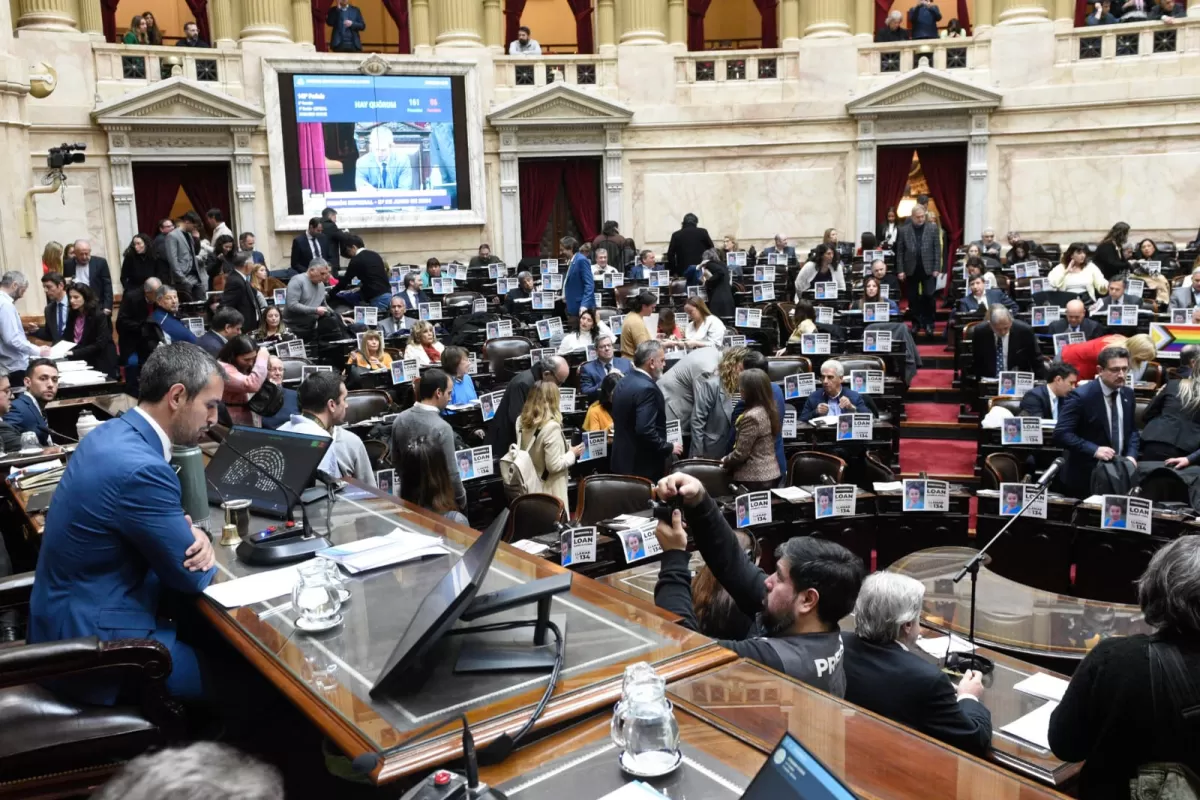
[742,732,858,800]
[205,425,332,518]
[370,509,508,697]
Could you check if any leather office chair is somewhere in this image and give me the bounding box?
[595,307,618,327]
[362,438,389,470]
[614,285,635,312]
[983,452,1025,490]
[280,357,310,382]
[574,474,653,526]
[445,291,482,309]
[504,493,565,543]
[828,356,885,375]
[786,451,846,487]
[775,301,796,335]
[1134,397,1152,430]
[483,336,532,384]
[766,357,812,383]
[987,397,1022,415]
[1141,361,1164,389]
[669,279,688,299]
[674,459,739,499]
[862,451,895,484]
[343,390,393,427]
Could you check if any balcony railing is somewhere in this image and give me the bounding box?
[1055,18,1196,64]
[93,44,245,101]
[493,55,617,91]
[858,37,989,75]
[675,49,794,83]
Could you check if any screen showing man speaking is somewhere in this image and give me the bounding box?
[279,73,471,217]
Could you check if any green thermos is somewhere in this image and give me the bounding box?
[171,445,211,531]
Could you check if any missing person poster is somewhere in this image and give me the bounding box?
[997,371,1035,397]
[815,282,838,300]
[902,479,949,512]
[619,520,662,564]
[1029,277,1048,295]
[1101,494,1152,534]
[1128,278,1145,297]
[734,308,763,328]
[558,387,576,414]
[725,334,747,347]
[800,333,832,355]
[560,526,597,567]
[1108,304,1139,327]
[454,446,493,480]
[686,285,706,299]
[1030,306,1060,327]
[767,252,787,267]
[649,270,670,288]
[419,302,443,321]
[862,250,881,264]
[666,419,682,446]
[1172,308,1193,324]
[183,317,205,337]
[1001,416,1043,445]
[536,316,564,341]
[376,469,398,496]
[998,483,1046,519]
[272,289,286,306]
[432,277,455,295]
[675,313,689,330]
[285,339,306,358]
[539,258,559,274]
[729,251,747,268]
[354,307,379,327]
[603,273,624,289]
[496,277,511,295]
[1144,261,1162,275]
[466,352,478,374]
[753,284,775,303]
[816,307,834,325]
[1053,331,1086,356]
[580,430,607,461]
[300,365,334,381]
[863,330,891,353]
[488,263,509,279]
[783,372,817,400]
[391,358,419,385]
[610,315,623,336]
[532,291,556,310]
[850,370,884,395]
[485,319,513,340]
[753,265,776,283]
[480,391,501,422]
[472,298,487,314]
[814,484,857,519]
[735,491,773,529]
[1015,262,1040,278]
[835,413,873,441]
[863,303,890,323]
[782,408,797,439]
[879,284,890,300]
[545,273,564,291]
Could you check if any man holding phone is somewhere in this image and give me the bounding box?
[907,0,942,39]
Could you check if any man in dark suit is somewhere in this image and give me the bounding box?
[611,341,683,482]
[195,307,243,358]
[219,253,259,332]
[319,208,354,279]
[1054,343,1139,498]
[869,259,901,300]
[579,334,632,402]
[665,213,715,277]
[843,571,992,756]
[287,217,331,278]
[956,274,1018,315]
[1048,299,1104,340]
[1169,267,1200,310]
[326,0,366,52]
[1093,275,1149,317]
[503,271,534,315]
[116,278,161,392]
[63,239,114,314]
[971,306,1045,380]
[4,359,58,446]
[488,356,568,455]
[32,272,69,344]
[1019,361,1078,421]
[761,234,796,262]
[894,204,941,337]
[238,232,266,266]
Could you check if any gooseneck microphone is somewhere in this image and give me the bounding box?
[220,436,311,537]
[1037,456,1066,487]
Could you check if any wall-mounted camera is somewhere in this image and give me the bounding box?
[47,142,86,170]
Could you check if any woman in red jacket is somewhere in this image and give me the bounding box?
[1060,333,1155,381]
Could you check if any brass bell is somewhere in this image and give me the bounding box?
[220,523,242,547]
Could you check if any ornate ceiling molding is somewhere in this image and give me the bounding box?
[91,76,264,130]
[488,82,634,129]
[847,65,1002,119]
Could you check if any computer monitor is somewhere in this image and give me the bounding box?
[205,425,333,518]
[370,509,509,697]
[742,731,858,800]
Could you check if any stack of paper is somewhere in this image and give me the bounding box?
[873,481,905,492]
[999,700,1058,751]
[771,486,812,503]
[47,341,76,360]
[916,633,976,658]
[318,528,447,574]
[512,539,549,555]
[1013,672,1070,703]
[204,564,303,608]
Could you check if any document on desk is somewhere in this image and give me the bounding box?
[999,700,1058,751]
[47,340,75,360]
[598,783,669,800]
[873,481,905,492]
[771,486,812,503]
[204,564,303,608]
[317,528,448,574]
[1013,672,1070,703]
[916,633,976,658]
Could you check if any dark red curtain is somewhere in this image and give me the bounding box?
[687,0,714,51]
[753,0,778,47]
[519,161,564,258]
[565,0,595,53]
[915,145,967,271]
[505,0,528,53]
[380,0,412,54]
[101,0,121,43]
[875,147,913,225]
[562,160,601,244]
[132,166,182,240]
[957,0,971,33]
[875,0,892,34]
[179,163,233,233]
[312,0,335,52]
[183,0,210,44]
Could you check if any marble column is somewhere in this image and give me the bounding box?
[210,0,237,45]
[16,0,77,31]
[995,0,1049,24]
[411,0,433,49]
[803,0,852,37]
[854,0,872,35]
[974,0,994,30]
[603,126,624,226]
[619,0,667,44]
[781,0,801,45]
[77,0,103,37]
[483,0,503,52]
[497,128,522,268]
[964,113,990,243]
[291,0,314,46]
[1190,0,1200,16]
[107,130,137,253]
[667,0,685,46]
[1053,0,1073,24]
[0,0,40,306]
[240,0,292,41]
[597,0,617,53]
[434,0,484,47]
[854,119,878,240]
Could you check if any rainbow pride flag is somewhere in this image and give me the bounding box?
[1150,322,1200,355]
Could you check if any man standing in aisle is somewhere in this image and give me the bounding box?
[561,237,594,329]
[0,272,50,386]
[326,0,366,52]
[908,0,942,41]
[63,239,114,314]
[611,341,682,482]
[895,204,941,338]
[166,212,204,302]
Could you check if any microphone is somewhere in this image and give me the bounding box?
[220,436,312,539]
[1038,456,1066,487]
[819,473,836,486]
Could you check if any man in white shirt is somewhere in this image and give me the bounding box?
[205,208,232,245]
[277,371,348,480]
[1020,361,1078,421]
[508,25,542,55]
[0,272,50,384]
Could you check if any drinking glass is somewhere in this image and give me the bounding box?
[291,560,343,632]
[322,559,350,604]
[19,432,40,453]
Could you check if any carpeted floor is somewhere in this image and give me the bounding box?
[899,437,978,477]
[904,403,959,423]
[916,344,950,360]
[908,369,956,389]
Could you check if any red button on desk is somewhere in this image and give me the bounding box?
[433,771,452,787]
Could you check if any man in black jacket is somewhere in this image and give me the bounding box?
[115,277,161,395]
[653,473,863,696]
[1019,361,1078,421]
[843,571,993,756]
[1047,299,1104,340]
[287,217,331,278]
[971,306,1045,380]
[875,9,909,41]
[63,239,114,314]
[336,235,390,310]
[219,253,260,332]
[319,208,354,279]
[665,213,714,277]
[503,271,534,315]
[31,272,68,344]
[611,341,682,482]
[488,356,567,455]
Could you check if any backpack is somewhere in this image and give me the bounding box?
[499,426,548,500]
[1130,640,1200,800]
[1090,457,1137,496]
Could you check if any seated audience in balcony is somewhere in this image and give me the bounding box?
[941,18,966,36]
[176,21,210,48]
[1086,0,1120,24]
[908,0,943,39]
[876,10,910,41]
[1152,0,1185,21]
[1094,221,1132,279]
[1118,0,1152,20]
[141,12,163,45]
[123,15,149,44]
[326,0,366,53]
[1049,243,1109,300]
[509,25,542,56]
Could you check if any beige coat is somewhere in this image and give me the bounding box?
[518,419,577,513]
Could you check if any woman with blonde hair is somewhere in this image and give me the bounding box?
[1141,356,1200,463]
[682,296,726,349]
[691,346,747,458]
[1061,332,1156,382]
[123,14,149,44]
[348,330,392,371]
[516,380,583,511]
[403,320,444,366]
[41,241,63,276]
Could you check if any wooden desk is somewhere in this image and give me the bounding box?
[670,659,1074,797]
[198,486,734,786]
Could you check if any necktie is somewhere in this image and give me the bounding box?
[381,163,389,187]
[995,337,1004,377]
[1050,396,1058,422]
[1108,390,1121,454]
[56,302,64,337]
[310,237,319,259]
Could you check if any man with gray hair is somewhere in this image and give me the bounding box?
[895,204,942,337]
[504,270,534,315]
[29,343,225,703]
[0,271,50,385]
[971,303,1044,380]
[875,9,909,41]
[970,228,1002,259]
[63,238,114,313]
[284,258,331,340]
[611,340,682,481]
[488,355,568,454]
[842,572,993,755]
[94,742,283,800]
[799,359,870,422]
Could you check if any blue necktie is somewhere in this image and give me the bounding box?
[57,302,64,338]
[1108,391,1121,454]
[995,344,1003,378]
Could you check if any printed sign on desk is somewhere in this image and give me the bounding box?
[1144,261,1162,275]
[183,318,205,337]
[558,387,576,414]
[729,251,747,268]
[432,277,454,295]
[1172,308,1192,324]
[619,520,661,564]
[532,291,556,310]
[783,373,817,400]
[725,334,747,347]
[472,298,487,314]
[782,408,797,439]
[579,430,607,461]
[735,491,773,529]
[375,469,397,496]
[560,526,597,567]
[1029,277,1048,295]
[903,479,949,512]
[734,308,763,328]
[850,370,883,395]
[391,359,419,385]
[1108,305,1139,327]
[610,315,623,336]
[1001,416,1043,445]
[1015,261,1040,279]
[480,391,501,422]
[814,484,857,519]
[1053,331,1085,356]
[649,270,669,289]
[753,284,775,303]
[753,265,776,283]
[835,413,873,441]
[800,333,831,355]
[1102,494,1152,534]
[863,330,891,353]
[273,289,286,306]
[485,319,513,340]
[455,447,494,480]
[300,365,333,381]
[536,317,564,341]
[545,273,564,291]
[816,307,834,325]
[665,419,682,446]
[815,282,838,300]
[446,263,466,281]
[767,252,787,267]
[419,302,442,321]
[1128,279,1145,298]
[686,285,706,299]
[604,273,624,289]
[539,259,559,274]
[863,303,890,323]
[488,263,508,279]
[998,483,1046,519]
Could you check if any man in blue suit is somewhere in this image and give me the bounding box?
[561,236,595,327]
[28,343,223,704]
[195,307,244,358]
[4,359,58,445]
[611,341,682,482]
[1019,361,1078,421]
[1054,344,1139,498]
[326,0,366,51]
[579,334,632,402]
[956,275,1018,315]
[799,361,870,422]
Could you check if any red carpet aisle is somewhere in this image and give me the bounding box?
[899,349,978,479]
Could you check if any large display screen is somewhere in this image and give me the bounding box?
[277,73,471,218]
